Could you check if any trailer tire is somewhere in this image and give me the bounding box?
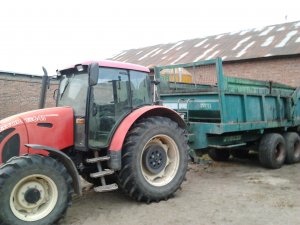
[208,149,230,161]
[0,155,73,225]
[283,132,300,164]
[117,116,188,203]
[258,133,286,169]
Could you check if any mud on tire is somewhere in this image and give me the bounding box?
[0,155,73,225]
[117,116,188,203]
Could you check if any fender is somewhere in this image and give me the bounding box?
[25,144,82,195]
[107,105,186,170]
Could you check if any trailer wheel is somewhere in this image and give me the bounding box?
[283,132,300,164]
[258,133,286,169]
[0,155,72,225]
[208,149,230,161]
[118,116,188,203]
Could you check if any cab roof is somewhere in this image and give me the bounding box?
[59,60,150,73]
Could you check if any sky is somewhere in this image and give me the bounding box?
[0,0,299,75]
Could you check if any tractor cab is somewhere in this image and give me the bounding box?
[57,61,152,151]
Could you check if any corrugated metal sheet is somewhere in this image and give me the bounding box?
[0,70,42,78]
[109,21,300,67]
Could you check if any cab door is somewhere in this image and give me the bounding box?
[88,67,131,149]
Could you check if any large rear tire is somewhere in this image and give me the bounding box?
[258,133,286,169]
[117,116,188,203]
[283,132,300,164]
[0,155,73,225]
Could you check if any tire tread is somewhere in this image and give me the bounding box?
[0,155,73,225]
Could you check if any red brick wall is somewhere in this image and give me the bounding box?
[1,56,299,119]
[167,56,300,86]
[223,56,300,87]
[0,75,58,119]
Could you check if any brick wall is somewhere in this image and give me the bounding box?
[163,56,300,86]
[223,56,300,87]
[0,74,58,119]
[0,56,299,119]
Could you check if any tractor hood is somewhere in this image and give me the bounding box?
[0,107,74,164]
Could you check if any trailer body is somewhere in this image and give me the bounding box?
[155,58,300,151]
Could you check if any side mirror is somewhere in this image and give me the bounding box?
[88,63,99,86]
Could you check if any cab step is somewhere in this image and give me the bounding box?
[90,169,114,178]
[86,156,110,163]
[94,183,118,192]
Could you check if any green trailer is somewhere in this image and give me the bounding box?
[154,58,300,168]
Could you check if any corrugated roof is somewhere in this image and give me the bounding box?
[109,20,300,67]
[0,70,42,78]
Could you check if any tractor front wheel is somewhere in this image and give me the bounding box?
[0,155,72,225]
[118,116,188,203]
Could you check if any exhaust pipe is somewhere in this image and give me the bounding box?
[39,67,49,109]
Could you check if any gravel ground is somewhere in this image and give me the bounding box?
[60,155,300,225]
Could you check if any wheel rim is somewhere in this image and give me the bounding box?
[10,174,58,222]
[275,143,285,162]
[141,134,180,187]
[294,140,300,159]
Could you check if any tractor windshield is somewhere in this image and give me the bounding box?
[57,71,88,116]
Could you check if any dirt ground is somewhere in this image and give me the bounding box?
[60,156,300,225]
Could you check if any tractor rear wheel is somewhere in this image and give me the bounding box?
[118,116,188,203]
[0,155,72,225]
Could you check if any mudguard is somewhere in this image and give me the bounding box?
[26,144,82,195]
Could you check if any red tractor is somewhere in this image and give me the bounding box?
[0,61,188,225]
